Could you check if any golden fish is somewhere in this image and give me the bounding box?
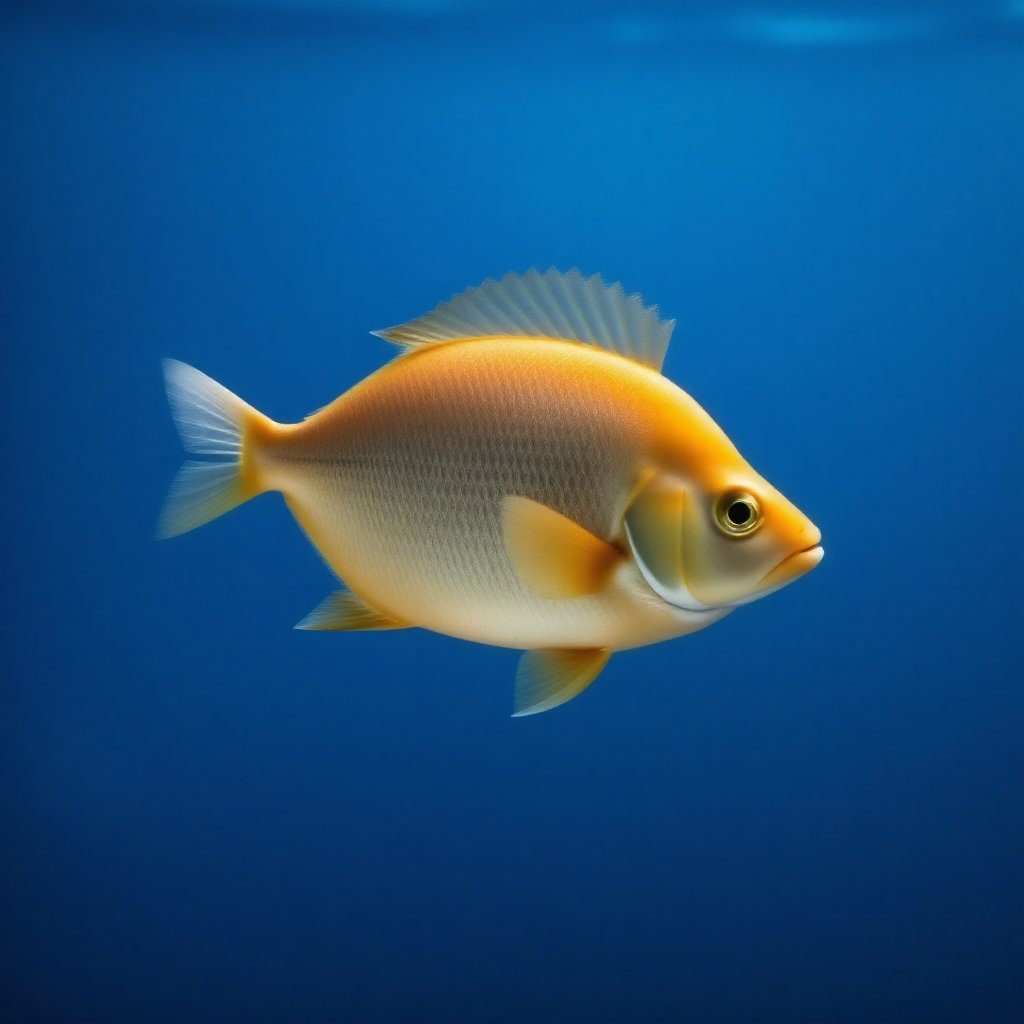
[161,269,822,715]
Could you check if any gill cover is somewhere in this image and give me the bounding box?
[623,477,716,612]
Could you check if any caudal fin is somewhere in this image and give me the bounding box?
[159,359,269,539]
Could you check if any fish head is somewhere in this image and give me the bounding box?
[681,464,823,607]
[625,459,822,612]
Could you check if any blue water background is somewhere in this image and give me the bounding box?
[2,2,1022,1021]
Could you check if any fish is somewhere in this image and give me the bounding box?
[160,269,823,716]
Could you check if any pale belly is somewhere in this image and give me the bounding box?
[276,464,727,652]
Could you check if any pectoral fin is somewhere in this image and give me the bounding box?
[295,590,409,631]
[513,648,611,717]
[624,477,714,612]
[503,496,622,599]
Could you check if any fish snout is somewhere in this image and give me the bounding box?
[758,534,824,591]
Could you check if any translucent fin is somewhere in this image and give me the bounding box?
[374,268,675,371]
[513,648,611,717]
[503,496,622,599]
[158,461,249,540]
[623,477,714,612]
[164,358,250,457]
[158,359,267,539]
[295,590,409,631]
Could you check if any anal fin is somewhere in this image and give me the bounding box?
[295,590,409,632]
[503,496,622,599]
[513,648,611,717]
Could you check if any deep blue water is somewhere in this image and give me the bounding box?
[2,2,1022,1022]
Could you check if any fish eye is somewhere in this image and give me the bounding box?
[715,492,762,536]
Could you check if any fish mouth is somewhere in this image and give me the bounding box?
[758,542,825,590]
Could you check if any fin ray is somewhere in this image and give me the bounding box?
[295,590,409,631]
[159,360,269,538]
[513,648,611,717]
[503,496,622,600]
[374,268,675,370]
[164,358,249,457]
[158,461,248,539]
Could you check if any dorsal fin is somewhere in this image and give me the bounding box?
[373,268,676,371]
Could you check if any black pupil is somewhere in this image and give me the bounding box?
[727,501,752,526]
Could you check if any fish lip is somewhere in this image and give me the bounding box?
[758,542,825,586]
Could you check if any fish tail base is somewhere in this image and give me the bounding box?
[158,359,275,538]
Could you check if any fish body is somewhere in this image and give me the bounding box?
[262,338,730,651]
[161,270,822,715]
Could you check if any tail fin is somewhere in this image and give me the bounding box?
[158,359,270,539]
